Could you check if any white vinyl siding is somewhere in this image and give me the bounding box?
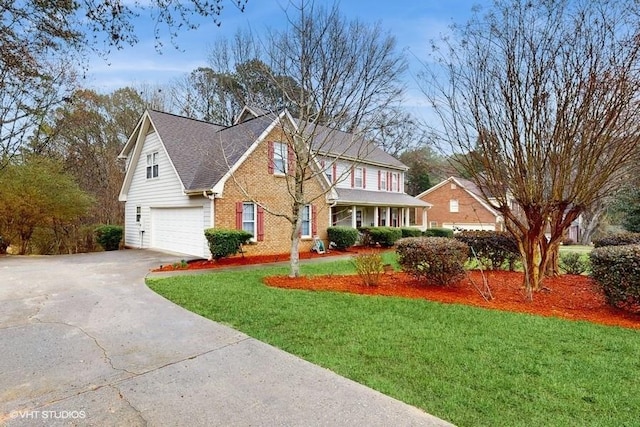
[327,158,405,193]
[122,131,211,258]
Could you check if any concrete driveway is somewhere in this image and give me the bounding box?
[0,250,452,426]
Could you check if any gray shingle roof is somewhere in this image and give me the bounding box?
[146,108,408,192]
[334,188,431,207]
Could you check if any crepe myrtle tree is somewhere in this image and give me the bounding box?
[221,1,406,278]
[421,0,640,297]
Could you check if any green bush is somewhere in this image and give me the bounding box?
[590,244,640,313]
[204,228,253,260]
[454,230,520,270]
[94,225,123,251]
[559,252,590,275]
[423,228,454,238]
[0,236,7,254]
[352,252,384,286]
[327,226,359,250]
[401,227,422,238]
[592,232,640,248]
[396,237,469,286]
[370,227,402,247]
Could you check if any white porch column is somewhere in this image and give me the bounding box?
[352,205,357,228]
[373,207,379,227]
[404,208,410,227]
[386,207,391,227]
[422,208,428,230]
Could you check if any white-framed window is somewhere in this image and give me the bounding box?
[450,199,459,213]
[273,142,288,175]
[324,161,334,183]
[242,202,256,238]
[146,152,158,179]
[380,171,387,191]
[354,167,363,188]
[135,206,141,223]
[392,173,399,192]
[301,204,312,237]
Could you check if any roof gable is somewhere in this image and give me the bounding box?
[417,176,501,218]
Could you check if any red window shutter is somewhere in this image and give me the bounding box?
[362,168,366,189]
[257,205,265,241]
[235,202,243,229]
[267,141,274,174]
[351,167,355,188]
[312,205,317,235]
[378,170,381,190]
[332,163,337,183]
[288,144,296,176]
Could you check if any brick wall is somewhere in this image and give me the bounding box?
[215,127,330,256]
[418,180,498,228]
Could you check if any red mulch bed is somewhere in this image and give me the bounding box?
[153,247,387,272]
[264,270,640,330]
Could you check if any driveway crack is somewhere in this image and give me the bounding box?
[109,384,149,426]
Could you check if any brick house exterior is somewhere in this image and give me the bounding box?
[415,176,504,231]
[118,107,428,258]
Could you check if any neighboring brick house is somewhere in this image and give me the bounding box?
[415,176,504,231]
[118,107,429,258]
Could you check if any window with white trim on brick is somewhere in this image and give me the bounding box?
[300,204,317,238]
[450,199,459,213]
[236,202,264,241]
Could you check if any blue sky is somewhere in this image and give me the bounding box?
[84,1,481,110]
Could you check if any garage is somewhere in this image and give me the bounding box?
[150,207,207,257]
[443,223,496,232]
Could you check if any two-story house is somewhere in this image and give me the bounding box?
[118,107,430,258]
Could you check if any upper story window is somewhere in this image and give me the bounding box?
[353,167,364,188]
[380,171,387,191]
[273,142,288,175]
[450,199,459,213]
[392,173,399,192]
[146,152,158,179]
[322,160,334,183]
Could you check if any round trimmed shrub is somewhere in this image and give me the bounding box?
[204,228,253,259]
[95,225,123,251]
[590,244,640,313]
[327,226,359,250]
[454,230,519,270]
[396,237,469,286]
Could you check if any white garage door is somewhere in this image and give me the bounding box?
[443,223,496,232]
[151,207,206,257]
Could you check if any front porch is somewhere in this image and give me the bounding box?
[329,188,432,231]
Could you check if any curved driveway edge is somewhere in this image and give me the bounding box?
[0,250,453,426]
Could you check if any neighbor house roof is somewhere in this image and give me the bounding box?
[417,176,500,217]
[334,188,431,208]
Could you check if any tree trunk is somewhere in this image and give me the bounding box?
[289,204,303,278]
[518,228,551,298]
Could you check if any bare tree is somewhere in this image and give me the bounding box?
[422,0,640,296]
[0,0,247,167]
[223,1,406,277]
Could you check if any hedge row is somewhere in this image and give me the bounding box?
[327,226,359,250]
[592,232,640,248]
[590,244,640,313]
[359,226,403,247]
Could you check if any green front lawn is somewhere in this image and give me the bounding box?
[148,258,639,427]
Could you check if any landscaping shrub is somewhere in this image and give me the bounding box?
[396,237,469,285]
[327,226,359,250]
[423,228,454,238]
[454,230,520,270]
[204,228,253,259]
[590,244,640,313]
[592,232,640,248]
[559,252,589,275]
[95,225,123,251]
[352,252,384,286]
[401,227,422,238]
[0,236,7,254]
[366,227,402,247]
